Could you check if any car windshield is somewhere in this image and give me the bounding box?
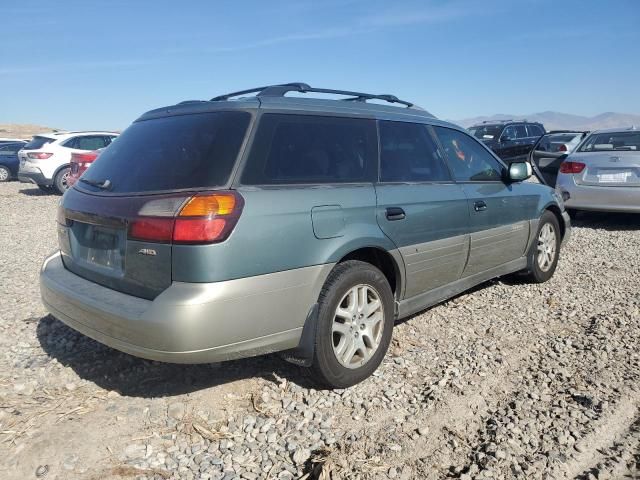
[536,133,583,153]
[579,131,640,152]
[23,136,55,150]
[468,125,502,140]
[80,111,251,194]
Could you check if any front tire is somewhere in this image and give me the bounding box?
[53,167,71,194]
[521,211,561,283]
[310,260,394,389]
[0,166,11,182]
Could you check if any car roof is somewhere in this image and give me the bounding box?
[32,131,120,140]
[138,95,469,132]
[589,126,638,135]
[470,120,542,128]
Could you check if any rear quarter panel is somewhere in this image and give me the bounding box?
[171,185,398,283]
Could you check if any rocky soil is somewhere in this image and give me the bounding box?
[0,181,638,480]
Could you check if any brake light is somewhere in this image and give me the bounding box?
[27,152,53,159]
[559,161,586,174]
[129,218,174,242]
[127,191,244,244]
[557,144,568,152]
[71,151,99,163]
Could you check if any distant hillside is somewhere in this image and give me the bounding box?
[0,123,62,140]
[452,112,640,131]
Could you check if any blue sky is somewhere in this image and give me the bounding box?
[1,0,639,130]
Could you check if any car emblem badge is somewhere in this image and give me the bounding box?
[138,248,157,256]
[609,156,620,162]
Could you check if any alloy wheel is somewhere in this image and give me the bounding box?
[332,284,384,369]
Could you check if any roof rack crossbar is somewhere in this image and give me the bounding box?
[210,83,415,108]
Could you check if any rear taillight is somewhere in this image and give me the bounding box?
[557,144,568,152]
[128,191,244,244]
[71,151,99,175]
[27,152,53,159]
[559,161,586,174]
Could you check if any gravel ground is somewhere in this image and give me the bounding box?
[0,180,638,480]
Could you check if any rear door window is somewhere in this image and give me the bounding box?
[241,114,377,185]
[434,126,504,182]
[80,111,251,193]
[75,136,108,151]
[514,125,528,138]
[379,121,451,182]
[23,136,55,150]
[527,125,544,137]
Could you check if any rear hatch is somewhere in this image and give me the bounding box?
[58,110,252,300]
[572,152,640,187]
[19,135,56,165]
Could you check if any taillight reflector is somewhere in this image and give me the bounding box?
[559,161,586,174]
[27,152,53,159]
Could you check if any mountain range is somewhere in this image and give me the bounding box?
[452,112,640,131]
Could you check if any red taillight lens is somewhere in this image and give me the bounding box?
[127,191,243,244]
[27,152,53,159]
[559,161,586,174]
[173,218,227,243]
[557,144,568,152]
[129,218,174,242]
[71,151,99,163]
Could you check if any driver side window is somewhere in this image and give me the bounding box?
[501,126,516,140]
[434,126,504,182]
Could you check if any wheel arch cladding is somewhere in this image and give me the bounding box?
[338,246,402,298]
[544,203,566,238]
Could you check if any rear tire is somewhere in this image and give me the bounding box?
[0,166,10,182]
[310,260,394,389]
[53,167,70,194]
[521,211,561,283]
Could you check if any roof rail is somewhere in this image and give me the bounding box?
[210,83,416,108]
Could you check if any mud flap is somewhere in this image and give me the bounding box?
[280,303,318,367]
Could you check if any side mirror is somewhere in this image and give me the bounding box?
[508,162,532,182]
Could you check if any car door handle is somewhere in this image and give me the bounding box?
[474,201,487,212]
[385,207,406,221]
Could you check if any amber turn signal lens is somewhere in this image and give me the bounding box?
[179,193,237,217]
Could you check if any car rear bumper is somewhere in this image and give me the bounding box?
[557,174,640,212]
[18,170,51,186]
[40,251,333,363]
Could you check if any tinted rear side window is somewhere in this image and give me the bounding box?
[81,112,250,193]
[24,136,55,150]
[241,114,377,185]
[379,121,450,182]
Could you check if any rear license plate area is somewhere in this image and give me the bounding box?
[597,171,631,183]
[69,222,125,273]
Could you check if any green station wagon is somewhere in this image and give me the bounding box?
[40,83,571,388]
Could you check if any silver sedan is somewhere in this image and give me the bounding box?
[556,127,640,213]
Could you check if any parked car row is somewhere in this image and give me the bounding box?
[14,131,117,193]
[39,83,572,388]
[467,119,639,215]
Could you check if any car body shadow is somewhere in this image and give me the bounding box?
[19,187,55,196]
[571,211,639,231]
[36,315,315,398]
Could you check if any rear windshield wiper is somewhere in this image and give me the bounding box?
[80,177,112,190]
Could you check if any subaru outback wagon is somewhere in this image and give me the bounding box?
[40,83,570,388]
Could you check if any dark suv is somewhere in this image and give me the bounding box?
[40,83,570,388]
[468,120,546,164]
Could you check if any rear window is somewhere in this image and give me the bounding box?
[23,136,55,150]
[536,133,583,152]
[80,111,251,193]
[241,114,377,185]
[468,125,502,140]
[579,131,640,152]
